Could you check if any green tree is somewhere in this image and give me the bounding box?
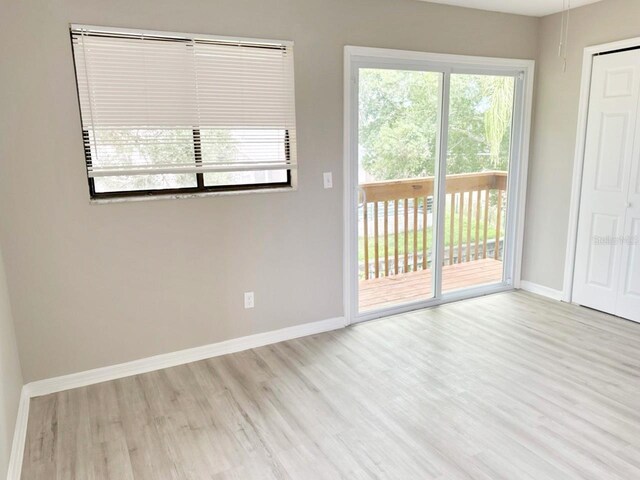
[359,70,439,180]
[483,76,514,168]
[359,70,514,181]
[92,128,240,192]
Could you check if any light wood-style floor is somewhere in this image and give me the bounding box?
[359,258,503,311]
[21,291,640,479]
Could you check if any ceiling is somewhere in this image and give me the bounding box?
[420,0,604,17]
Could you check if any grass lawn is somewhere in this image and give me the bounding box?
[358,214,500,263]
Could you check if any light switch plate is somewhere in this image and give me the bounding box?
[323,172,333,189]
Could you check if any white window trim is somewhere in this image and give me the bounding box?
[89,185,298,205]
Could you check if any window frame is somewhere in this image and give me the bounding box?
[70,26,296,201]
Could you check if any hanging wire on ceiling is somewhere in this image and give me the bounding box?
[558,0,571,72]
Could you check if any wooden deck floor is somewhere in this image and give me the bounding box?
[359,258,503,311]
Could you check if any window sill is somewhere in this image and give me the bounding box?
[89,185,297,205]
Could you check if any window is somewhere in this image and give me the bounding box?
[70,25,297,199]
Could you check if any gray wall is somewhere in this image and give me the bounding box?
[524,0,640,291]
[0,245,22,477]
[0,0,538,382]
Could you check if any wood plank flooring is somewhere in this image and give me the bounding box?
[21,291,640,479]
[359,258,503,311]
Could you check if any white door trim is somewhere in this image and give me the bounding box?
[563,36,640,303]
[343,46,535,325]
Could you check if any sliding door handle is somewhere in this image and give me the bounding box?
[357,186,367,208]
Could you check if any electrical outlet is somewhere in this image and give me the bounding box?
[323,172,333,189]
[244,291,255,309]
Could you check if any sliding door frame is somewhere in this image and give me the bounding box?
[343,46,535,324]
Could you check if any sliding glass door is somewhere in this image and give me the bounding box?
[357,68,442,312]
[442,74,515,294]
[349,49,529,320]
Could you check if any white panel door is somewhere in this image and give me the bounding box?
[573,50,640,314]
[616,108,640,321]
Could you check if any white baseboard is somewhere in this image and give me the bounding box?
[28,316,347,397]
[6,387,30,480]
[519,281,564,302]
[6,315,347,480]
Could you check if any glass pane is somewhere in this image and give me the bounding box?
[200,129,288,164]
[442,74,514,293]
[200,129,289,187]
[93,173,197,193]
[89,129,197,193]
[358,68,441,313]
[203,169,288,187]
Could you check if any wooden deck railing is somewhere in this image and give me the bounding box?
[360,171,507,280]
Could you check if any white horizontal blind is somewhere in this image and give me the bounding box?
[70,26,297,180]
